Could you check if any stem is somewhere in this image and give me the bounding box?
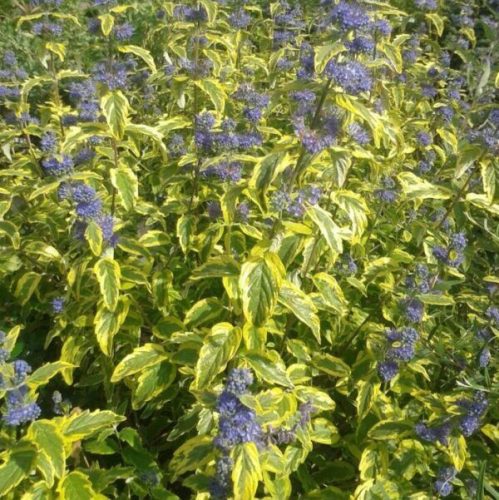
[433,166,477,232]
[286,78,332,191]
[363,203,383,250]
[340,314,370,352]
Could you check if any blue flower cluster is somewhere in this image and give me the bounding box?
[32,21,63,37]
[293,112,341,154]
[434,467,457,497]
[416,392,488,450]
[228,8,251,30]
[194,112,262,153]
[324,60,372,95]
[273,2,305,48]
[378,327,419,381]
[0,333,41,427]
[297,42,315,80]
[418,150,437,175]
[457,392,488,437]
[42,155,74,177]
[173,4,208,23]
[432,232,467,268]
[0,50,27,101]
[401,297,424,323]
[266,401,315,445]
[414,0,438,12]
[52,296,65,314]
[415,421,452,446]
[348,122,370,145]
[374,176,398,203]
[210,369,261,499]
[58,182,117,246]
[203,161,242,183]
[271,186,321,218]
[336,253,358,276]
[345,36,374,55]
[416,131,433,147]
[330,1,370,31]
[232,84,270,125]
[405,264,433,293]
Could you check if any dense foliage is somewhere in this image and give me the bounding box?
[0,0,498,498]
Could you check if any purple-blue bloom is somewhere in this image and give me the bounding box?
[330,1,370,31]
[324,60,373,95]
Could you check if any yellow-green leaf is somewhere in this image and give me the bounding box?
[28,421,65,481]
[101,91,129,140]
[170,436,214,479]
[85,220,103,256]
[45,42,66,61]
[111,343,167,382]
[94,298,129,356]
[194,79,226,113]
[94,257,121,311]
[15,272,41,305]
[307,205,343,255]
[62,410,125,441]
[448,435,467,471]
[194,323,242,389]
[58,471,101,500]
[0,444,37,496]
[239,253,284,326]
[118,45,156,72]
[398,172,452,200]
[278,280,321,343]
[232,442,262,500]
[99,13,114,36]
[110,166,138,211]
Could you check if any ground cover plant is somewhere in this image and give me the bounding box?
[0,0,498,498]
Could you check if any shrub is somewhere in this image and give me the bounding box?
[0,0,497,498]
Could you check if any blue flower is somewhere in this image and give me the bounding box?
[3,50,17,67]
[74,147,96,165]
[434,467,457,497]
[402,298,424,323]
[32,21,63,37]
[330,1,370,31]
[40,132,58,152]
[229,8,251,29]
[416,131,432,147]
[113,23,134,41]
[225,368,253,396]
[345,36,375,55]
[72,183,97,203]
[297,42,315,80]
[3,401,41,426]
[168,134,186,158]
[479,348,490,368]
[348,122,370,145]
[210,454,233,500]
[415,0,438,11]
[42,155,74,176]
[174,5,208,22]
[12,360,32,384]
[415,422,451,446]
[52,297,65,314]
[76,199,102,219]
[324,60,372,95]
[378,360,399,382]
[207,201,222,219]
[486,306,499,325]
[373,19,392,36]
